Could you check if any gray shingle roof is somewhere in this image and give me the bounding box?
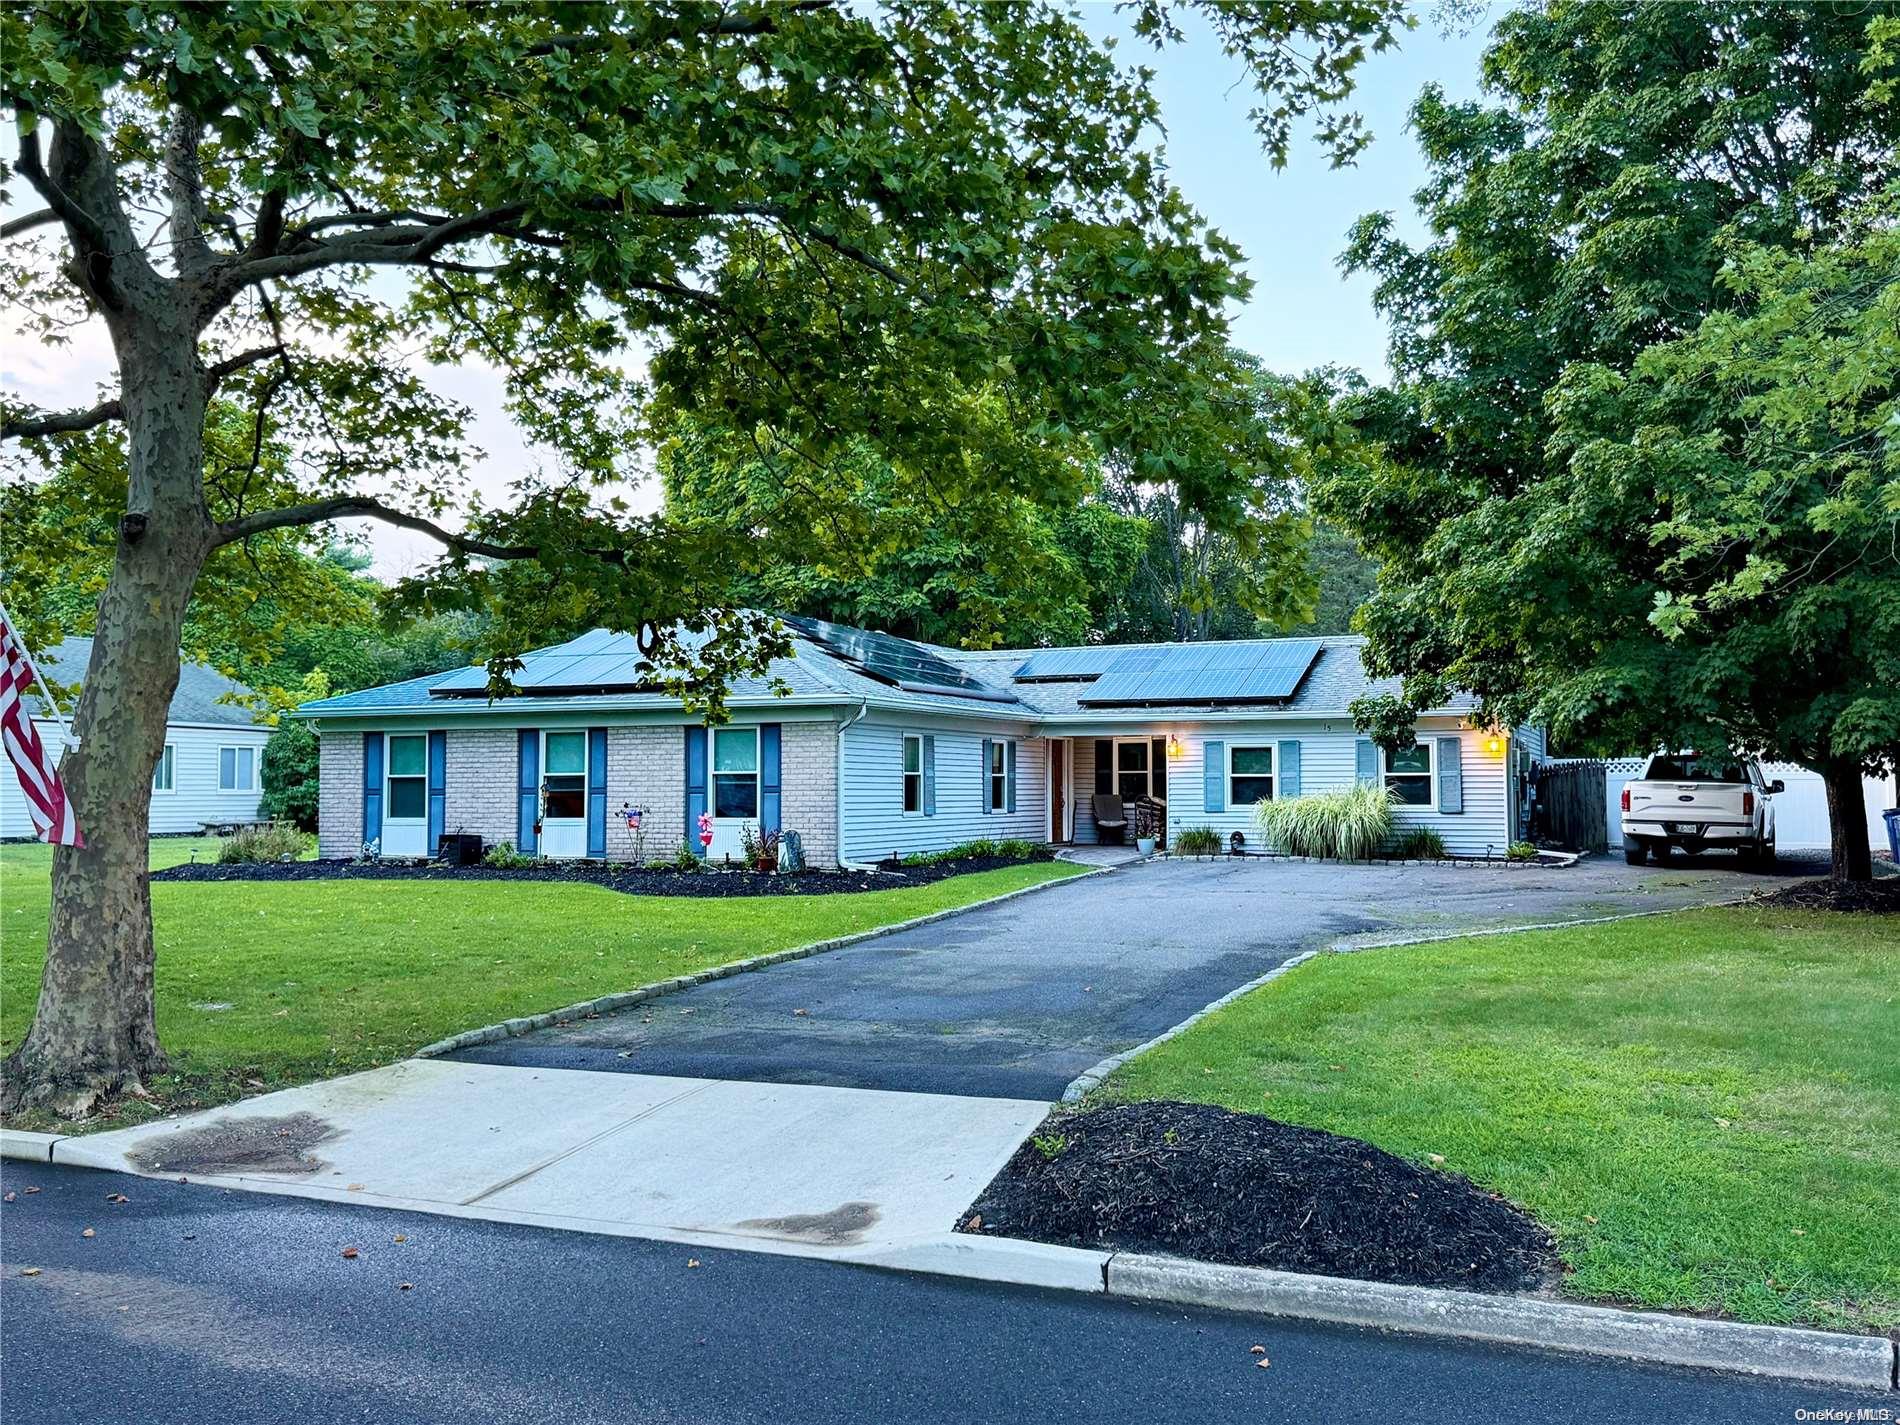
[294,619,1472,724]
[23,637,265,727]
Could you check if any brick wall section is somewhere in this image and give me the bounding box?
[778,719,838,867]
[317,732,363,859]
[603,726,686,862]
[319,717,842,865]
[442,728,518,847]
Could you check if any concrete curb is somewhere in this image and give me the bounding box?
[413,863,1110,1059]
[1105,1253,1897,1392]
[0,1128,62,1163]
[1061,950,1321,1102]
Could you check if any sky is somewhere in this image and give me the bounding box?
[0,4,1498,578]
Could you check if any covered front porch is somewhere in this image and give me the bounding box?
[1044,733,1175,847]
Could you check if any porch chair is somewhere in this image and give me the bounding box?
[1091,792,1129,845]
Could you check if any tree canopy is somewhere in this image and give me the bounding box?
[1314,0,1899,876]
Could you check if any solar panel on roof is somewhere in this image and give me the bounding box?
[430,629,662,697]
[1012,647,1126,681]
[1079,639,1321,706]
[782,615,1018,704]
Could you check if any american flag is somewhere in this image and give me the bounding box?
[0,608,85,847]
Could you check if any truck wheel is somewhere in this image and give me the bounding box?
[1622,839,1648,866]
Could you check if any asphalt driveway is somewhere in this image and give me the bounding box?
[455,852,1796,1100]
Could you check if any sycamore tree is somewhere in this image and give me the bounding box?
[0,1,1403,1114]
[1314,1,1898,881]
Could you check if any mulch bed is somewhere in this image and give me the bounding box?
[961,1101,1559,1294]
[148,851,1053,898]
[1749,873,1900,914]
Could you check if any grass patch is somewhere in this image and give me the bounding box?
[1097,906,1899,1331]
[1,839,1080,1133]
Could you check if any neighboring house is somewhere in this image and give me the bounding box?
[0,637,271,838]
[296,615,1543,866]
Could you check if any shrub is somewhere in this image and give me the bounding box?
[671,840,703,871]
[1255,784,1396,860]
[482,840,538,869]
[216,822,313,864]
[1173,826,1223,857]
[901,838,1044,866]
[1507,840,1540,862]
[260,721,320,832]
[1390,827,1448,860]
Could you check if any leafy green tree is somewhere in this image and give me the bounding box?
[0,0,1403,1113]
[260,717,321,832]
[1315,1,1898,881]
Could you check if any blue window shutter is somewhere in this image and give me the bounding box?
[1006,740,1017,813]
[922,734,936,816]
[426,731,447,854]
[1355,738,1379,787]
[362,731,384,848]
[1277,739,1301,799]
[516,730,539,854]
[684,726,708,856]
[586,727,609,857]
[1437,735,1464,814]
[1093,739,1112,795]
[980,739,992,815]
[760,723,782,835]
[1202,739,1225,814]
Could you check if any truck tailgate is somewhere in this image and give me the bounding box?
[1627,781,1750,823]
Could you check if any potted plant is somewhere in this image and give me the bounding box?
[1133,799,1160,856]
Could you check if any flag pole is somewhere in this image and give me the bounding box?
[0,598,80,749]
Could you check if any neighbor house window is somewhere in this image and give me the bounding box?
[152,744,176,794]
[1385,743,1433,806]
[387,734,428,820]
[713,726,760,819]
[541,730,587,820]
[902,734,923,813]
[218,745,256,793]
[989,740,1009,811]
[1230,745,1274,805]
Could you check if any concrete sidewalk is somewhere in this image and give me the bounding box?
[50,1059,1074,1277]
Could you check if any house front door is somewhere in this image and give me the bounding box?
[1050,738,1066,842]
[540,729,588,859]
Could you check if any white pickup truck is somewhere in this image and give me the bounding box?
[1621,753,1782,868]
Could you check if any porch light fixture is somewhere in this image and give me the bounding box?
[1166,735,1185,759]
[1485,733,1504,756]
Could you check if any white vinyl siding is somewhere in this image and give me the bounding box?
[840,715,1044,862]
[1162,719,1514,857]
[1,720,268,837]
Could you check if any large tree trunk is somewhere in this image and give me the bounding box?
[1821,757,1873,885]
[2,314,212,1117]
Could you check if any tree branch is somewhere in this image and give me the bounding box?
[212,494,539,558]
[1,344,288,441]
[0,208,58,239]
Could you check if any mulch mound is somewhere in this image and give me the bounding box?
[961,1101,1558,1294]
[149,851,1052,898]
[1749,874,1900,914]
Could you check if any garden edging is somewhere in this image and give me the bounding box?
[412,863,1111,1059]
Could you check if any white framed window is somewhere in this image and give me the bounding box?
[902,733,923,813]
[989,740,1009,812]
[152,744,176,794]
[1229,745,1274,805]
[1384,743,1433,806]
[541,729,588,821]
[1114,738,1150,803]
[712,726,760,819]
[387,733,428,821]
[218,745,256,793]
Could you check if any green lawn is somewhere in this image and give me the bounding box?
[1098,906,1899,1332]
[1,839,1080,1133]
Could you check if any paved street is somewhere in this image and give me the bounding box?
[455,853,1792,1099]
[1,1162,1874,1425]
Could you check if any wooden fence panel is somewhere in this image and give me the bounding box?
[1537,760,1609,852]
